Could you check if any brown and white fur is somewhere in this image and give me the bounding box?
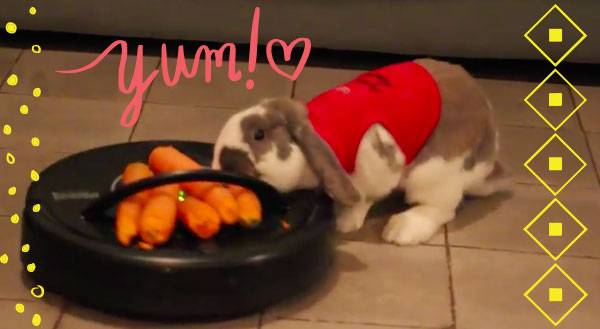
[212,58,510,245]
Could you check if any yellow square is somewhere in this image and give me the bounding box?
[548,157,563,171]
[549,222,563,237]
[548,92,563,107]
[549,288,563,302]
[549,28,563,42]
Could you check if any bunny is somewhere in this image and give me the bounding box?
[212,58,509,245]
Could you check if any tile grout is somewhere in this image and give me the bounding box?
[0,48,25,91]
[276,316,446,329]
[51,300,69,329]
[443,225,457,329]
[569,87,600,188]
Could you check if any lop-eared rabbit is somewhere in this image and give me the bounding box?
[212,58,509,245]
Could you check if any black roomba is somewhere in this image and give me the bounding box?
[21,141,335,320]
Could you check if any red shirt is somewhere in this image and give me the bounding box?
[306,61,441,173]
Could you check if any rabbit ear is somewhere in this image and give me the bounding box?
[263,98,361,206]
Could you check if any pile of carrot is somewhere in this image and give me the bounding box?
[115,146,262,249]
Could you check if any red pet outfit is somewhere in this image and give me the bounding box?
[306,61,442,173]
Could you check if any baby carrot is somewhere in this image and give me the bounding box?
[148,145,219,199]
[152,183,180,200]
[178,196,221,239]
[237,191,262,227]
[227,184,246,197]
[115,200,142,246]
[204,185,239,224]
[121,162,154,203]
[137,241,154,251]
[138,194,177,245]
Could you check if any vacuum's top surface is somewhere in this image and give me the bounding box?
[25,141,333,268]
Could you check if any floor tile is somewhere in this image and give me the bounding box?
[265,242,452,328]
[57,304,258,329]
[452,248,600,329]
[293,67,364,102]
[448,184,600,258]
[577,86,600,133]
[586,132,600,180]
[0,94,133,154]
[0,47,22,84]
[479,79,579,131]
[498,126,598,190]
[0,50,159,102]
[147,61,293,108]
[132,103,239,144]
[0,298,63,329]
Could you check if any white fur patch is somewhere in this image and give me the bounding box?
[212,106,261,169]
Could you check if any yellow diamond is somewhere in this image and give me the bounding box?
[524,4,587,66]
[524,264,587,326]
[524,199,587,260]
[524,69,586,131]
[524,134,587,195]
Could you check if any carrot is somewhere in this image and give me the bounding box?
[227,184,246,197]
[148,146,219,198]
[137,241,154,250]
[121,162,154,203]
[178,196,221,239]
[152,183,180,199]
[115,200,142,246]
[204,186,239,224]
[138,194,177,245]
[237,191,262,227]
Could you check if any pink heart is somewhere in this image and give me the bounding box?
[266,38,311,81]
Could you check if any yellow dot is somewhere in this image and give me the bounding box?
[31,170,40,181]
[29,7,37,15]
[32,313,42,327]
[19,105,29,115]
[3,124,12,135]
[27,263,36,272]
[0,254,8,264]
[32,204,41,212]
[31,137,40,147]
[10,214,20,224]
[6,152,16,164]
[15,303,25,314]
[31,45,42,53]
[21,244,30,253]
[8,186,17,196]
[5,22,17,34]
[30,285,45,299]
[32,88,42,97]
[6,74,18,86]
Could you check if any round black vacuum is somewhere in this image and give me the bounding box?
[21,141,335,320]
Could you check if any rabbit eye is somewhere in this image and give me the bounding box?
[254,129,265,141]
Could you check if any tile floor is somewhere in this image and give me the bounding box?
[0,46,599,329]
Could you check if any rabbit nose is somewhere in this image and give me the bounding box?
[219,147,259,177]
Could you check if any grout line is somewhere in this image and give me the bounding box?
[277,316,445,329]
[443,225,457,329]
[570,87,600,187]
[291,79,297,99]
[258,310,264,329]
[0,48,25,90]
[51,300,68,329]
[448,244,600,261]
